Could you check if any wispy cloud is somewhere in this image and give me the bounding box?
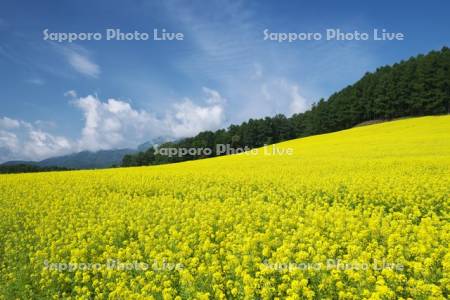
[162,0,260,80]
[157,0,376,123]
[26,78,45,85]
[59,45,100,78]
[157,0,315,122]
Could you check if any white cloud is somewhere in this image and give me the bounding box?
[64,90,77,98]
[73,95,165,151]
[235,78,310,121]
[202,86,224,104]
[0,88,227,162]
[74,88,226,150]
[0,117,20,129]
[23,130,71,159]
[0,117,72,162]
[168,95,225,138]
[289,85,309,115]
[0,130,18,150]
[60,46,100,78]
[0,81,306,162]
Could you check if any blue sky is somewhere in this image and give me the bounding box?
[0,0,449,162]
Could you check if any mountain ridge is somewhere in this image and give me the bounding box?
[0,139,165,169]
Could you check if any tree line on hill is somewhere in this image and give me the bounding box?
[0,164,71,174]
[123,47,450,167]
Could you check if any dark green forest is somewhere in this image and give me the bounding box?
[123,47,450,167]
[0,164,70,174]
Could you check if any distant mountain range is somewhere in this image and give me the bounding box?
[0,137,167,169]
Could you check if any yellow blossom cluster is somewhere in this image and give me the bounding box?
[0,116,449,299]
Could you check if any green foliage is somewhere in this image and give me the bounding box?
[0,164,70,174]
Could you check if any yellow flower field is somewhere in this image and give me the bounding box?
[1,116,449,299]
